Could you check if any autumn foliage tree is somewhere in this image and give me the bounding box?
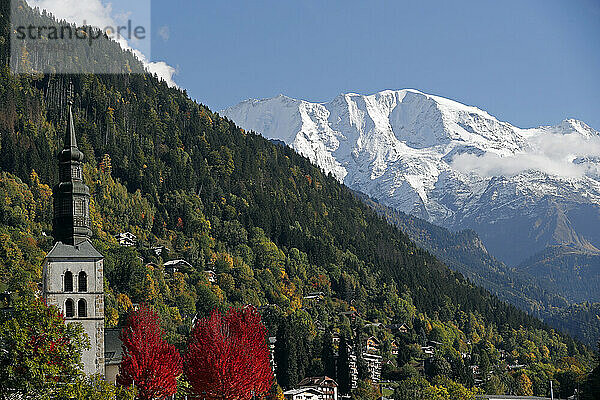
[185,306,273,400]
[117,304,182,400]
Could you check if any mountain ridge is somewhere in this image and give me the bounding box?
[357,190,600,344]
[222,89,600,302]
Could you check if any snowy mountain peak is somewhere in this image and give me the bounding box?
[222,90,600,265]
[552,119,599,137]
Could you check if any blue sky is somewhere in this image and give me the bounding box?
[27,0,600,129]
[148,0,599,130]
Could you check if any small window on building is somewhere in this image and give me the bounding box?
[65,299,74,317]
[71,165,81,179]
[78,271,87,292]
[78,299,87,317]
[74,200,83,216]
[64,271,73,292]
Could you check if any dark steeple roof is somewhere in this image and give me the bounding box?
[58,92,84,163]
[52,86,92,246]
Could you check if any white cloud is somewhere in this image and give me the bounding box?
[25,0,178,87]
[145,61,178,88]
[27,0,114,28]
[451,132,600,178]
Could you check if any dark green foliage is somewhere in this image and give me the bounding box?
[581,341,600,399]
[274,319,298,389]
[337,335,352,395]
[321,331,336,379]
[425,355,452,380]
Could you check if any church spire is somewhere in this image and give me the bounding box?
[65,93,78,148]
[52,84,92,245]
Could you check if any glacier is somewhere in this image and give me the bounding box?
[222,89,600,266]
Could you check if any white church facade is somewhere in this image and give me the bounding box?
[41,91,108,377]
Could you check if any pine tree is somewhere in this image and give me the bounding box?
[336,334,352,394]
[321,331,336,379]
[274,319,298,389]
[582,341,600,399]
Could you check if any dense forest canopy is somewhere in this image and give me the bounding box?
[0,2,597,398]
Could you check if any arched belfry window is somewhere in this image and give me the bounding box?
[78,299,87,317]
[78,271,87,292]
[65,299,74,318]
[64,271,73,292]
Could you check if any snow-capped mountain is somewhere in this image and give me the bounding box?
[222,89,600,266]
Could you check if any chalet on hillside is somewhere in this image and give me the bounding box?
[297,376,339,400]
[268,336,277,375]
[388,322,410,334]
[303,291,325,301]
[421,345,435,356]
[283,388,322,400]
[150,245,169,257]
[115,232,136,247]
[348,348,359,389]
[163,259,192,274]
[204,269,216,282]
[364,336,380,353]
[358,336,383,384]
[362,352,382,383]
[332,333,340,346]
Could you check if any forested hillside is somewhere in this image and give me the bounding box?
[0,2,596,398]
[362,195,600,346]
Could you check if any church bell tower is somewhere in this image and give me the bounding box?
[52,91,92,245]
[42,88,105,376]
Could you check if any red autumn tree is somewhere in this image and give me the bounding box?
[117,304,182,400]
[185,306,273,400]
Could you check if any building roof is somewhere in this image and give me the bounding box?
[283,388,322,396]
[298,376,338,388]
[104,328,123,366]
[362,352,382,360]
[46,240,103,260]
[366,335,380,344]
[115,232,136,239]
[164,259,192,268]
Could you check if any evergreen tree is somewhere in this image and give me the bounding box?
[337,334,352,394]
[274,320,298,389]
[321,331,336,379]
[582,341,600,399]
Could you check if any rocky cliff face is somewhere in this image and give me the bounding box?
[223,89,600,269]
